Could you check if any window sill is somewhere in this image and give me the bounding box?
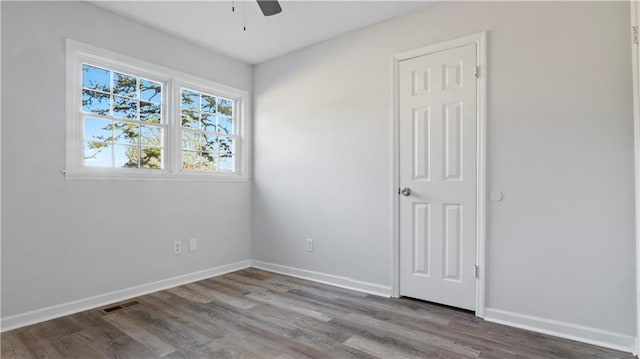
[63,168,249,182]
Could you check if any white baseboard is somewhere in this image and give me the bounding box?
[484,308,635,354]
[0,260,251,332]
[251,260,392,297]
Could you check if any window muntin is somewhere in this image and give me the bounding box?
[81,64,165,169]
[180,88,235,172]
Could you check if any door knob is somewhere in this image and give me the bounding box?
[400,187,412,196]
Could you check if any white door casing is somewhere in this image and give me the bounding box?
[630,2,640,355]
[392,32,486,315]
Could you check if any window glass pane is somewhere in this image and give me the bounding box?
[141,147,162,169]
[115,145,140,168]
[140,79,161,103]
[181,110,199,129]
[201,113,216,132]
[200,152,217,171]
[140,102,161,123]
[182,150,199,170]
[82,90,110,115]
[141,125,162,147]
[202,134,218,153]
[84,142,112,167]
[113,72,138,98]
[181,89,199,110]
[218,155,234,172]
[82,64,110,92]
[113,96,137,119]
[218,136,234,157]
[113,122,139,144]
[217,115,233,134]
[217,98,233,116]
[201,94,217,113]
[84,117,113,143]
[182,131,200,150]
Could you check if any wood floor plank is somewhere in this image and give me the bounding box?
[345,312,481,358]
[72,330,156,359]
[102,311,176,356]
[124,307,212,349]
[1,268,632,359]
[49,330,106,358]
[186,282,258,310]
[166,286,212,304]
[275,275,369,299]
[1,331,35,359]
[252,287,351,319]
[245,292,332,322]
[66,311,124,344]
[347,295,452,327]
[15,328,65,359]
[264,278,343,300]
[136,294,229,341]
[205,275,270,294]
[343,335,423,359]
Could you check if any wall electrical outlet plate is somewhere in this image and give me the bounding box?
[305,238,313,252]
[173,241,182,254]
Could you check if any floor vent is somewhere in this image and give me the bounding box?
[101,300,139,314]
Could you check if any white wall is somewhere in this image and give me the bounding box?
[1,2,252,318]
[253,0,636,341]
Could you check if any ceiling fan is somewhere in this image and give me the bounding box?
[256,0,282,16]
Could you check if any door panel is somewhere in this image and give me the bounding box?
[399,43,477,310]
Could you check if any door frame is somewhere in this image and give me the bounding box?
[390,32,488,318]
[630,2,640,355]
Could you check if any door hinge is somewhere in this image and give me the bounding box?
[474,65,480,79]
[473,264,479,279]
[633,26,638,45]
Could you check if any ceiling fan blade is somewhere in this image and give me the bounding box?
[256,0,282,16]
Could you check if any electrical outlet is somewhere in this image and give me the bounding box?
[173,241,182,254]
[305,238,313,252]
[189,238,197,252]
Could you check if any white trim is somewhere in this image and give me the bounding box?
[390,39,401,299]
[0,2,3,330]
[251,260,392,298]
[476,32,488,319]
[0,260,251,332]
[65,38,251,181]
[63,170,249,182]
[485,308,636,354]
[631,2,640,356]
[390,32,488,318]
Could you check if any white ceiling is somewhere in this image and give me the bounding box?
[91,1,434,64]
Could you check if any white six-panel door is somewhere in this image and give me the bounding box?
[399,43,478,310]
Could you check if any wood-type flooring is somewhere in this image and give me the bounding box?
[1,268,632,358]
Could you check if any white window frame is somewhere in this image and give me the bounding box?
[65,39,250,181]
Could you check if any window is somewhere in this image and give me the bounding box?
[65,39,249,181]
[82,65,165,169]
[180,88,235,172]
